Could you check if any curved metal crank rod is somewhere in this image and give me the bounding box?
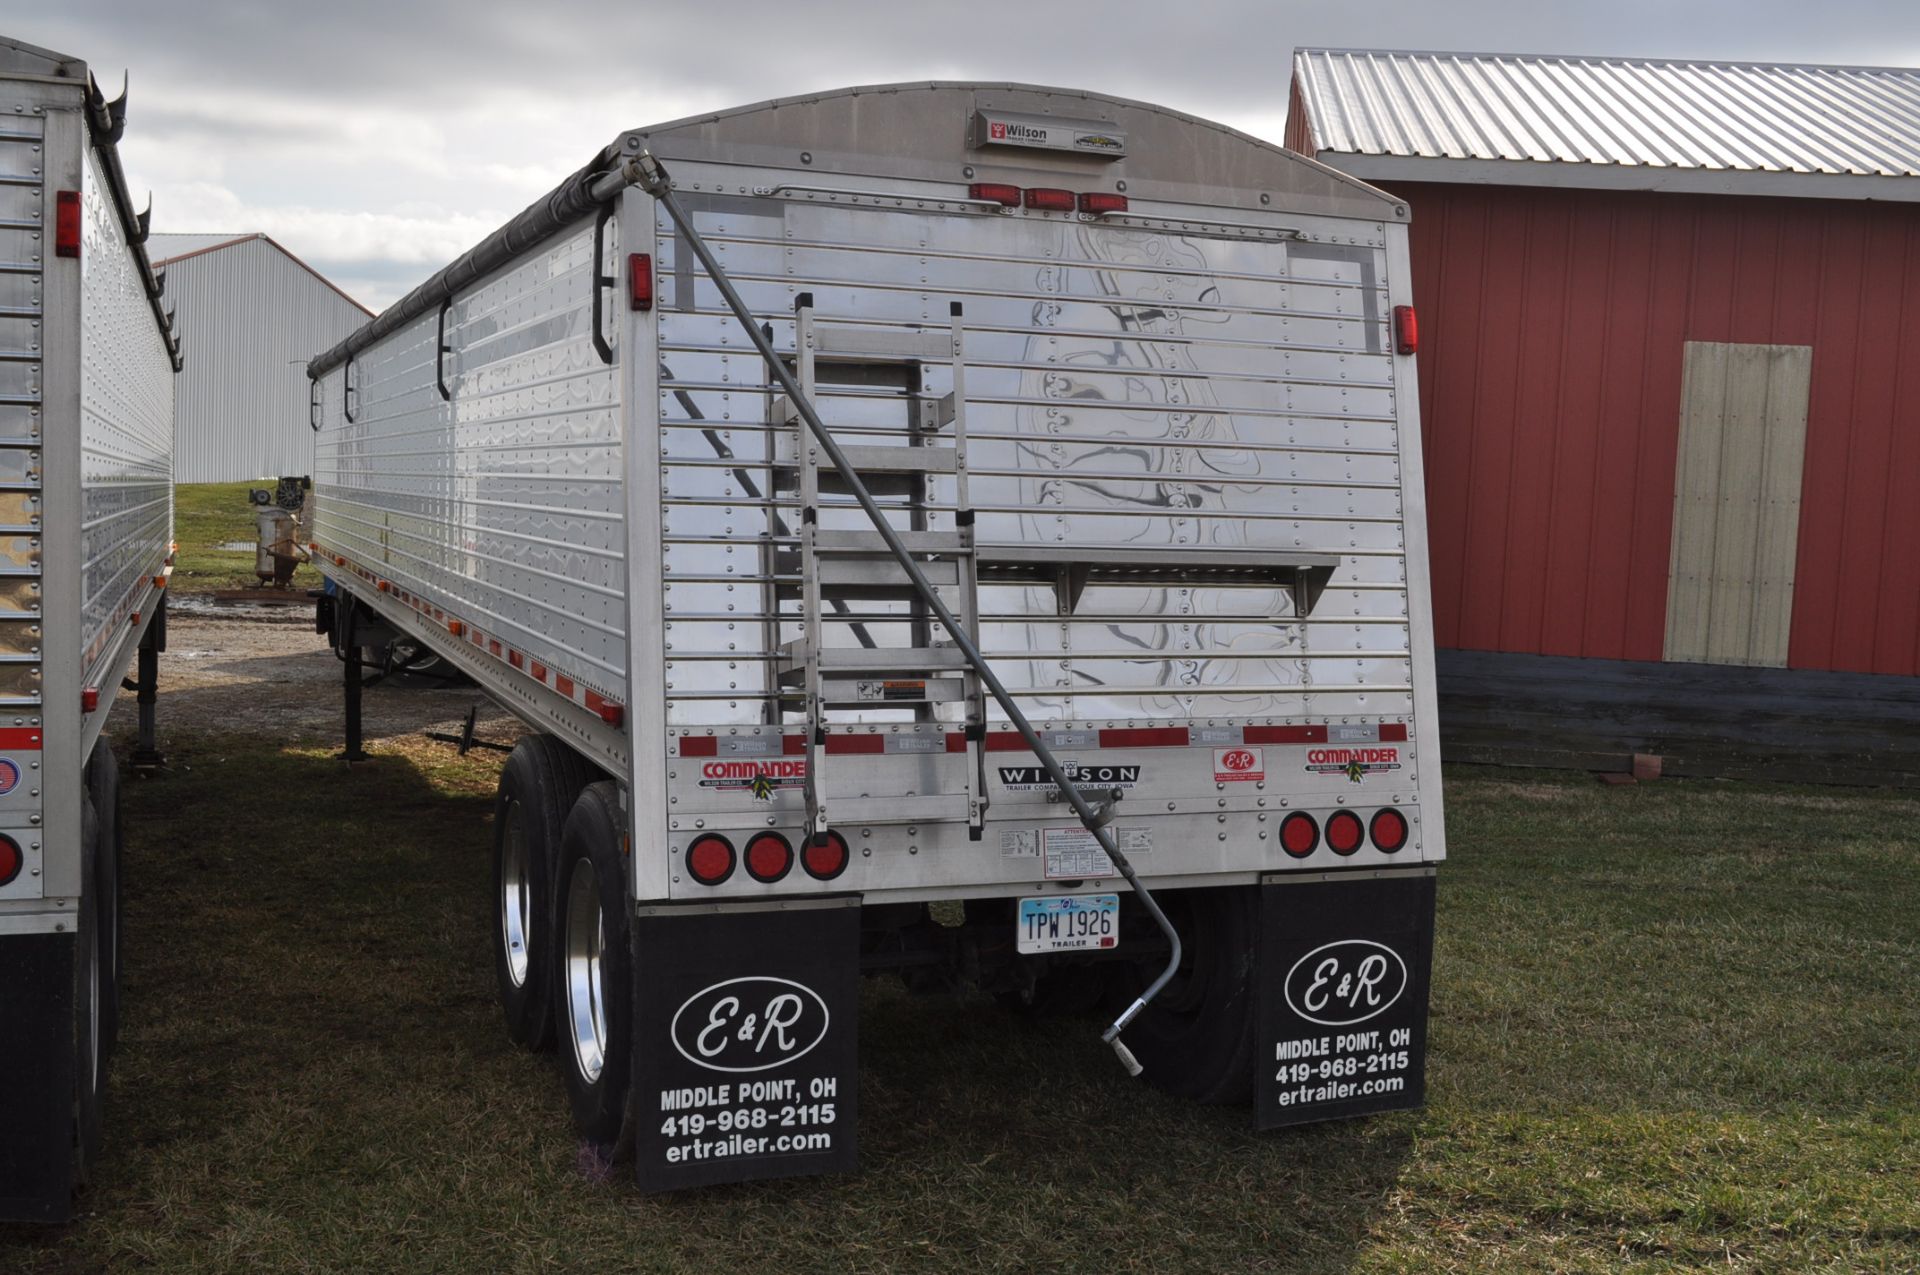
[632,152,1183,1075]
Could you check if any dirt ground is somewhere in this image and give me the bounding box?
[133,594,528,750]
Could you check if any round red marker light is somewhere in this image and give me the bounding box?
[1280,812,1319,858]
[0,834,21,887]
[686,834,735,886]
[744,832,793,884]
[1326,810,1364,856]
[1370,808,1409,853]
[802,830,850,881]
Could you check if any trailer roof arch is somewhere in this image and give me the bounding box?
[313,81,1400,378]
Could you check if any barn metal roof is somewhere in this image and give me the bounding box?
[1290,48,1920,201]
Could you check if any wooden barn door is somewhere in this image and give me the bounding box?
[1664,341,1812,667]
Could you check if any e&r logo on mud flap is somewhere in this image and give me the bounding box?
[670,976,831,1074]
[1283,940,1408,1026]
[1305,747,1401,783]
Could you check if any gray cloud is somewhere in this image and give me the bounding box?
[27,0,1920,308]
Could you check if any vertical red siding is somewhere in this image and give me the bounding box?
[1399,181,1920,676]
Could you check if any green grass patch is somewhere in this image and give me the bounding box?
[171,482,320,594]
[4,758,1916,1271]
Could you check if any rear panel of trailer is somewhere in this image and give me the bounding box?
[310,85,1445,908]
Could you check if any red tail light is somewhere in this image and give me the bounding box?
[1393,305,1418,355]
[1023,187,1076,212]
[1370,808,1409,853]
[628,253,653,311]
[744,832,793,884]
[1326,810,1364,856]
[968,182,1022,207]
[81,687,99,713]
[1280,812,1319,858]
[55,190,81,259]
[686,834,735,886]
[0,834,20,886]
[802,830,850,881]
[1077,192,1128,214]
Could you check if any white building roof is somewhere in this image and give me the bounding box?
[1290,48,1920,201]
[150,232,258,262]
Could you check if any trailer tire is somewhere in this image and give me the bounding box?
[1119,886,1257,1105]
[492,736,593,1051]
[555,782,632,1152]
[72,801,106,1185]
[86,740,123,1064]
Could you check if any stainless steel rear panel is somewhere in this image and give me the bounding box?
[656,190,1410,726]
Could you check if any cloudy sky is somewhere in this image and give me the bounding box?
[25,1,1920,309]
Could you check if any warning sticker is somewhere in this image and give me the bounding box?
[1000,828,1039,859]
[856,680,925,702]
[1041,825,1152,880]
[1214,747,1264,782]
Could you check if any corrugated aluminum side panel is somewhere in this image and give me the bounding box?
[1403,181,1920,676]
[78,146,173,691]
[1293,48,1920,177]
[313,216,629,707]
[655,191,1413,727]
[165,238,367,482]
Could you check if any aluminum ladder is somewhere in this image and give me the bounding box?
[771,295,988,841]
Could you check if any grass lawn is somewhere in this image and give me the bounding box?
[171,482,321,594]
[2,750,1915,1273]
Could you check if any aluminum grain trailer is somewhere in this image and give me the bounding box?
[309,83,1444,1191]
[0,37,179,1221]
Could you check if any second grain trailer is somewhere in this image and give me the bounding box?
[0,36,178,1221]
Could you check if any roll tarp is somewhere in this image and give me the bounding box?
[308,146,617,379]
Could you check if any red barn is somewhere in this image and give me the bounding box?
[1288,49,1920,781]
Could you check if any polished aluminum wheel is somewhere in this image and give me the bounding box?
[563,857,606,1084]
[500,803,531,988]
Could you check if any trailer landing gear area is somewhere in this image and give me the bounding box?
[1257,870,1436,1128]
[635,901,859,1191]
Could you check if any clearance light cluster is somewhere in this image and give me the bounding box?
[969,183,1128,215]
[1279,807,1409,860]
[685,830,849,887]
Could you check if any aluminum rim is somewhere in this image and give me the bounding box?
[564,857,606,1085]
[500,803,531,989]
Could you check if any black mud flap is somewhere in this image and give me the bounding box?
[0,932,76,1221]
[1256,868,1436,1129]
[633,898,860,1192]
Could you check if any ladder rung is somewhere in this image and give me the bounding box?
[802,676,970,705]
[780,642,971,673]
[818,793,972,826]
[828,443,955,475]
[813,529,968,555]
[813,325,954,360]
[776,553,960,590]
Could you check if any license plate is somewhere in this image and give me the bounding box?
[1016,894,1119,955]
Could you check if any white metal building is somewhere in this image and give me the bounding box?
[149,233,370,482]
